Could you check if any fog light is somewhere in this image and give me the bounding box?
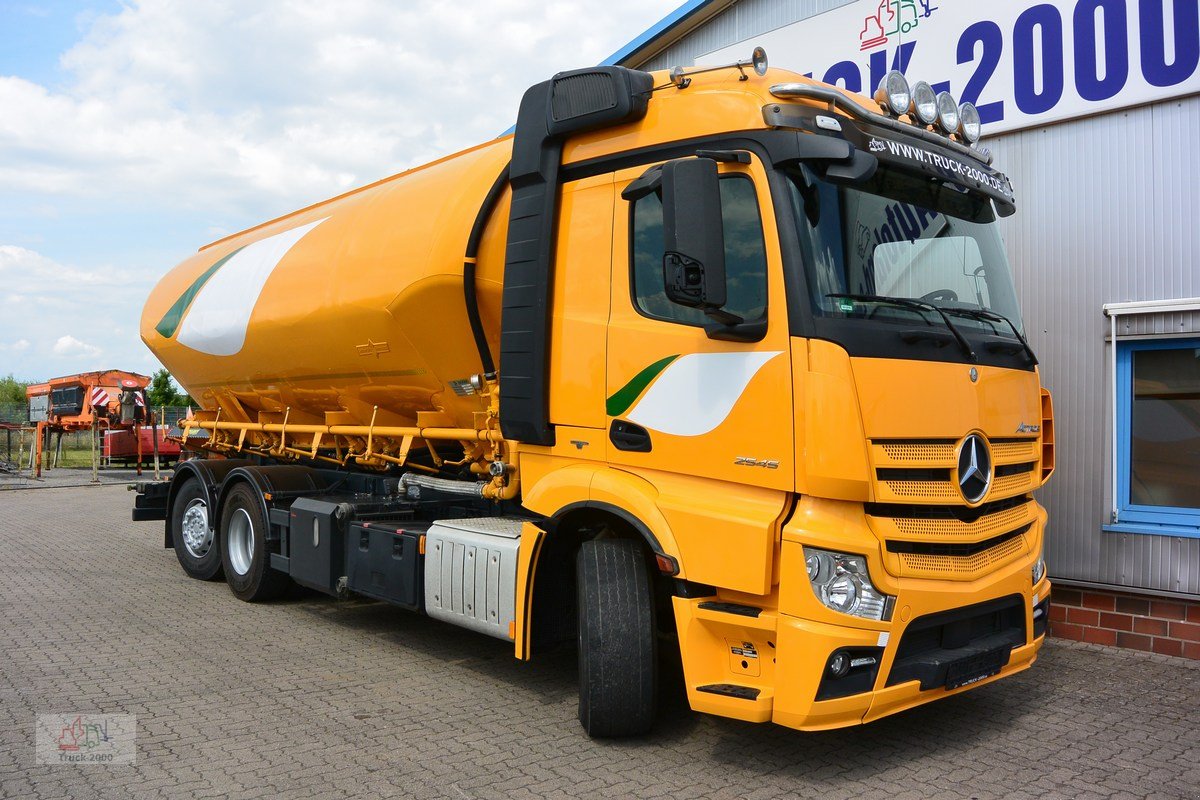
[874,70,911,117]
[828,650,851,678]
[910,81,938,126]
[936,91,960,134]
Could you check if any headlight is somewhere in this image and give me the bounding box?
[936,91,960,134]
[874,70,911,117]
[1032,548,1046,585]
[803,547,893,621]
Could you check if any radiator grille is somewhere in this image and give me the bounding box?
[992,439,1039,462]
[882,480,961,500]
[868,436,1039,581]
[891,502,1033,538]
[881,442,955,462]
[993,470,1038,496]
[872,436,1040,504]
[897,534,1026,578]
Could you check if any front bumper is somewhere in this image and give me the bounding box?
[673,559,1050,731]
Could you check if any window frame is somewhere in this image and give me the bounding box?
[1111,336,1200,537]
[627,171,769,330]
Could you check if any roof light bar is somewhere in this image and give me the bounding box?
[767,82,993,164]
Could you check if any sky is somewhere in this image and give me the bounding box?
[0,0,682,382]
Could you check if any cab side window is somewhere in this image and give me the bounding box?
[631,175,767,326]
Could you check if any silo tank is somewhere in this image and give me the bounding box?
[140,138,513,432]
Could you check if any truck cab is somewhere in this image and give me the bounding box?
[508,62,1053,731]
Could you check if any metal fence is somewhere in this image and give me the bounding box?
[0,405,199,473]
[0,403,195,428]
[0,402,26,424]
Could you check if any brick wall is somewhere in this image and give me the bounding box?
[1049,586,1200,659]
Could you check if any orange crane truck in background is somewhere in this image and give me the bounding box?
[25,371,167,473]
[27,370,150,432]
[132,51,1055,737]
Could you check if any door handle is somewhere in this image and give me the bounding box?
[609,420,652,452]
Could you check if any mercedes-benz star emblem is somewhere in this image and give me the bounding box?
[957,434,992,504]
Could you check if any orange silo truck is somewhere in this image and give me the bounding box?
[133,55,1055,737]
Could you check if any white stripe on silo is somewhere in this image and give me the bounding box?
[175,218,328,356]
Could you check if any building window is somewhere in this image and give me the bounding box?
[1114,337,1200,535]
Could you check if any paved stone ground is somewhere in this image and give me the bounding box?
[0,466,150,491]
[1,485,1197,800]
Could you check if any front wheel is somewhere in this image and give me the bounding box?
[576,538,657,737]
[220,482,290,602]
[170,478,222,581]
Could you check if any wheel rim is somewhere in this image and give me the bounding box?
[227,508,255,576]
[181,498,212,558]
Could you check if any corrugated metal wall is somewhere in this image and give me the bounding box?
[988,96,1200,596]
[627,5,1200,596]
[638,0,858,71]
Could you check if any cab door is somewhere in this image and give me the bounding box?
[605,155,794,491]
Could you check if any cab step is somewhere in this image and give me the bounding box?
[696,683,761,700]
[697,601,761,617]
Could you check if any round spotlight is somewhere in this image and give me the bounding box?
[874,70,911,117]
[936,91,960,135]
[752,46,768,76]
[910,81,938,126]
[959,101,982,143]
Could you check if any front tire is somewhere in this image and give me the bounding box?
[576,538,657,737]
[170,478,222,581]
[220,482,290,602]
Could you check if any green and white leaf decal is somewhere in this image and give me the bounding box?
[606,355,679,417]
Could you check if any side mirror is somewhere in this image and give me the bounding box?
[661,158,727,312]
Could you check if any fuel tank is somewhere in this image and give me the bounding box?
[140,138,513,430]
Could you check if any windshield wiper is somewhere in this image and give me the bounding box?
[826,294,977,362]
[935,306,1038,365]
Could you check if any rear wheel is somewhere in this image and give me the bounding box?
[170,478,222,581]
[576,538,657,737]
[220,482,290,601]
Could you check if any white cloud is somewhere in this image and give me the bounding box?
[0,0,680,381]
[0,247,151,379]
[0,0,681,216]
[0,244,134,287]
[52,335,103,358]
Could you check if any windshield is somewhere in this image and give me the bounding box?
[786,165,1025,340]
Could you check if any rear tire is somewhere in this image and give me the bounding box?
[220,482,290,602]
[576,538,657,737]
[170,478,222,581]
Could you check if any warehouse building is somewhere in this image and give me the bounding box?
[604,0,1200,654]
